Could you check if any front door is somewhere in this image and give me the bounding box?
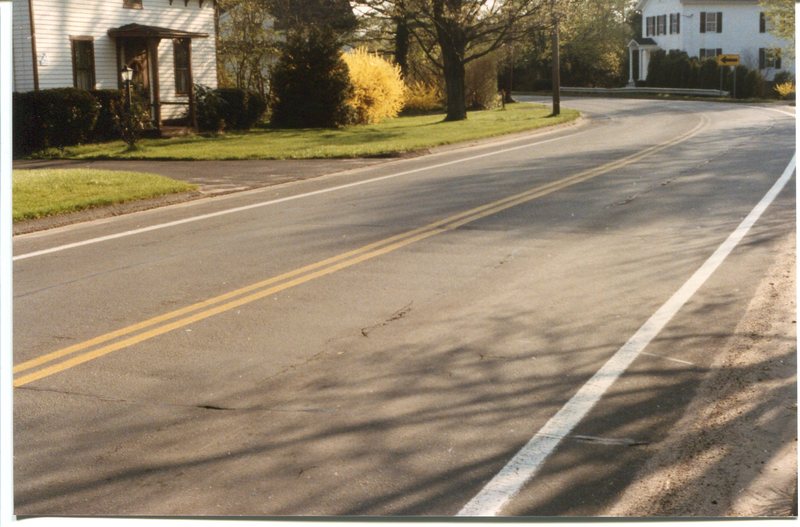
[121,38,154,123]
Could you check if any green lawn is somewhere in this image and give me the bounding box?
[37,103,579,161]
[13,169,197,221]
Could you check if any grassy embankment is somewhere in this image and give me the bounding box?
[35,103,579,160]
[13,169,197,221]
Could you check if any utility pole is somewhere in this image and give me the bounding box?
[551,0,560,116]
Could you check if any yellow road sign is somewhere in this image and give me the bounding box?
[717,54,740,66]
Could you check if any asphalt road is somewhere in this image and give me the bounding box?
[12,97,796,516]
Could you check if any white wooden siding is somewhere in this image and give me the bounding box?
[640,0,794,80]
[12,0,35,92]
[12,0,217,95]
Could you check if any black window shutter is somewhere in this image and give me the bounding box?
[759,48,765,69]
[717,12,722,33]
[669,14,673,34]
[760,12,766,33]
[700,12,706,33]
[677,13,680,33]
[776,55,781,69]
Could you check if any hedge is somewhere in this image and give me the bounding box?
[196,86,267,132]
[645,50,766,98]
[13,88,100,155]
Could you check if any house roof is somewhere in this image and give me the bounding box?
[636,0,757,10]
[107,23,209,39]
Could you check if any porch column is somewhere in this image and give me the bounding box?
[628,46,635,86]
[147,38,161,130]
[639,50,646,81]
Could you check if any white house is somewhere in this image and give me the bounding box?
[628,0,793,84]
[12,0,219,127]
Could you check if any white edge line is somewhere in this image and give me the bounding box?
[458,153,796,517]
[14,129,586,262]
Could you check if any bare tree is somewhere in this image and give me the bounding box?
[216,0,280,98]
[357,0,547,121]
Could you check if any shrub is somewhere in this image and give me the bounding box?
[773,71,795,85]
[42,88,99,148]
[195,84,229,132]
[774,81,795,99]
[465,53,501,110]
[89,90,125,142]
[342,48,406,125]
[13,92,40,156]
[741,69,765,99]
[13,88,100,154]
[246,90,268,127]
[698,58,720,89]
[111,91,150,148]
[193,87,267,132]
[402,81,443,114]
[269,27,353,128]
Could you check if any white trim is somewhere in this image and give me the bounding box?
[0,2,15,524]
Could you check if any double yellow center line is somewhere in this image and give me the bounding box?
[14,117,706,387]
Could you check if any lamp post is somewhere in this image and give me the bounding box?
[121,65,133,111]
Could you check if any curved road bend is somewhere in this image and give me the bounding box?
[13,98,795,515]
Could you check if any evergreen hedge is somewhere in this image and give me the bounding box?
[645,50,765,98]
[13,88,99,155]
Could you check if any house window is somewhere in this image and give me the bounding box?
[71,38,95,90]
[123,0,143,8]
[173,39,191,95]
[701,12,722,33]
[670,13,680,34]
[759,12,773,33]
[699,48,722,61]
[759,48,782,69]
[657,15,666,35]
[646,16,655,37]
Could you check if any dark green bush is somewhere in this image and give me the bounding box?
[245,90,268,127]
[269,27,353,128]
[195,84,228,132]
[111,91,150,147]
[773,71,795,85]
[646,53,764,98]
[194,86,267,132]
[38,88,99,149]
[215,88,247,128]
[89,89,125,142]
[12,88,99,155]
[698,59,720,89]
[216,88,267,129]
[13,92,40,156]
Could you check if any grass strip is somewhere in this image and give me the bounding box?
[35,103,579,161]
[13,169,197,221]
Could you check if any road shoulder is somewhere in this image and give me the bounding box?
[607,231,797,517]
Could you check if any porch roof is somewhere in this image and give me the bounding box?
[628,37,659,49]
[107,23,209,39]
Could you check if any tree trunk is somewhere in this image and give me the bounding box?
[394,16,410,78]
[433,7,467,122]
[442,51,466,121]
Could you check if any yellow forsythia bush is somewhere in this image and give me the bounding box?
[403,81,444,114]
[774,81,795,100]
[343,48,406,124]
